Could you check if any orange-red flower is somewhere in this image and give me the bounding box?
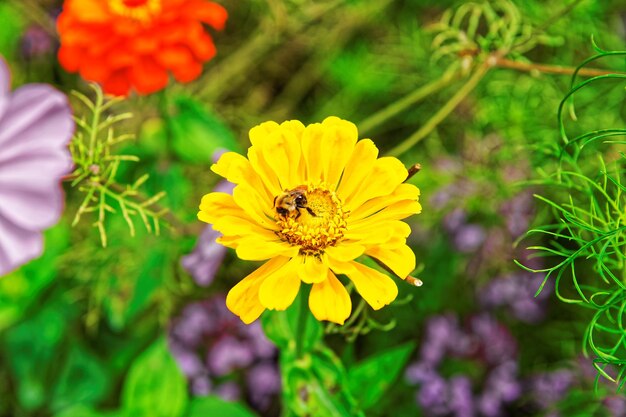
[57,0,227,96]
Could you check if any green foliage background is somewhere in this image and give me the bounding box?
[1,0,626,416]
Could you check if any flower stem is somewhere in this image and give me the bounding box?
[197,0,343,101]
[10,0,57,37]
[359,62,462,134]
[295,284,311,359]
[388,59,491,157]
[88,90,104,165]
[494,56,623,77]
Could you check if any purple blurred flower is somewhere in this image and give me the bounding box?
[454,224,487,253]
[443,209,467,234]
[208,335,255,376]
[169,302,216,347]
[479,272,550,323]
[21,26,54,59]
[407,313,519,417]
[527,369,573,409]
[168,294,280,412]
[418,373,450,413]
[500,191,534,238]
[247,363,282,410]
[169,340,205,378]
[0,58,73,276]
[215,381,241,401]
[406,362,438,385]
[604,396,626,417]
[420,314,471,363]
[483,361,521,403]
[450,376,475,417]
[469,314,517,365]
[442,209,486,253]
[190,374,212,396]
[181,178,234,286]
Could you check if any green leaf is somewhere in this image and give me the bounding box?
[121,338,188,417]
[280,348,363,417]
[0,4,24,58]
[55,405,122,417]
[261,292,322,352]
[347,343,415,411]
[52,345,109,411]
[186,396,258,417]
[4,301,72,410]
[0,224,70,331]
[122,248,170,323]
[166,96,240,163]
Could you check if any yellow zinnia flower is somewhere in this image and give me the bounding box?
[198,116,421,325]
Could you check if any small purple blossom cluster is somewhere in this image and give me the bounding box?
[478,271,551,323]
[406,314,521,417]
[525,369,574,412]
[441,191,536,274]
[168,295,280,411]
[21,26,54,60]
[406,311,625,416]
[439,189,552,323]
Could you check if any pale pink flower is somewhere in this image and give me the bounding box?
[0,58,73,275]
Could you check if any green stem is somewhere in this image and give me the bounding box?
[10,0,58,37]
[359,62,461,134]
[295,284,311,359]
[88,90,104,165]
[197,0,343,101]
[387,59,492,157]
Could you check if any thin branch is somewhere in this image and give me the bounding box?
[495,56,626,77]
[359,63,461,134]
[388,59,492,157]
[9,0,57,37]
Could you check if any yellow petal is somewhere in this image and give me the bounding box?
[301,123,325,184]
[366,244,416,278]
[336,139,379,202]
[329,259,398,310]
[198,192,248,225]
[320,117,358,189]
[344,220,411,245]
[259,257,302,310]
[211,152,272,201]
[309,270,352,324]
[263,128,303,188]
[226,257,289,324]
[232,184,278,231]
[349,199,421,228]
[344,157,408,212]
[249,121,281,147]
[236,238,299,261]
[210,152,248,183]
[216,235,239,249]
[350,183,420,222]
[297,254,329,284]
[249,121,305,190]
[280,120,306,137]
[213,215,277,240]
[325,244,365,262]
[248,146,283,197]
[281,120,307,183]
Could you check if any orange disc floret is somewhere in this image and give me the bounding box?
[57,0,227,96]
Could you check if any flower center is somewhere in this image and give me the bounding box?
[275,184,348,256]
[109,0,161,21]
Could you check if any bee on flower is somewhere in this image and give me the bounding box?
[198,117,422,325]
[56,0,227,96]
